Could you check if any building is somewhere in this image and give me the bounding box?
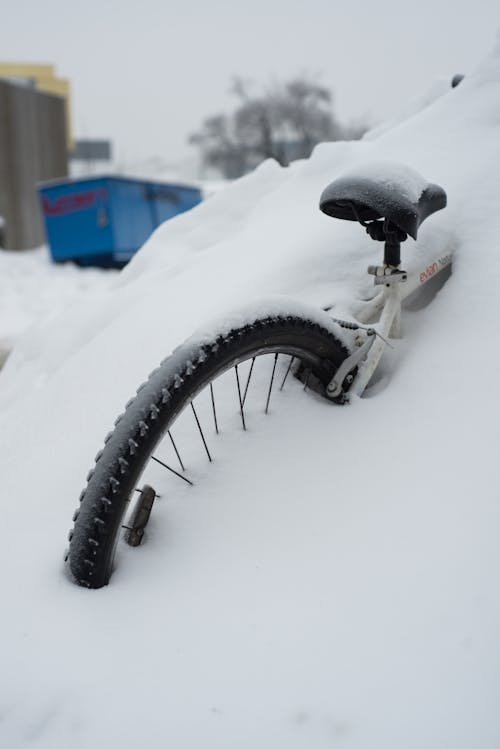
[0,64,69,249]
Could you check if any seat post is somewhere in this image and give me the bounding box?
[383,238,401,268]
[383,222,402,268]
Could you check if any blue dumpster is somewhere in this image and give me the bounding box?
[38,175,202,267]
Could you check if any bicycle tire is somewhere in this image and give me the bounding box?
[66,309,350,589]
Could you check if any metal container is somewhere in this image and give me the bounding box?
[38,175,202,267]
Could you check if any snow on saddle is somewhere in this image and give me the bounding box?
[319,161,447,241]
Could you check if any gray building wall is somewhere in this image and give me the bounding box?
[0,79,68,249]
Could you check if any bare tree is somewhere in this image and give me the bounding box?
[190,76,366,179]
[189,114,247,179]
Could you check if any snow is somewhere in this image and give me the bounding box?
[1,39,500,748]
[322,160,432,203]
[0,247,116,368]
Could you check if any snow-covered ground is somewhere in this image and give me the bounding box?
[1,39,500,749]
[0,248,115,368]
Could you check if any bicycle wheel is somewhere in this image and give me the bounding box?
[66,308,350,589]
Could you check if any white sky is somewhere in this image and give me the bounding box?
[2,0,499,173]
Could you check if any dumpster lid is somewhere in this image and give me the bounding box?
[38,173,202,193]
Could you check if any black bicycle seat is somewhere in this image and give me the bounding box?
[319,167,447,240]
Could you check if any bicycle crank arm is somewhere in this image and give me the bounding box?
[326,330,376,399]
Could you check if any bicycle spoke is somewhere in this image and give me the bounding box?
[210,383,219,435]
[234,365,246,431]
[168,430,185,472]
[265,354,279,414]
[242,357,255,407]
[191,402,212,462]
[151,455,194,485]
[280,356,295,390]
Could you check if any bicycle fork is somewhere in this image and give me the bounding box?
[326,271,405,400]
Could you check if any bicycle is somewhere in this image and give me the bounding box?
[65,160,449,589]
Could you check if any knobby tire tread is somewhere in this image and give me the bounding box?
[66,313,348,589]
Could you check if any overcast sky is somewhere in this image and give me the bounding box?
[3,0,499,173]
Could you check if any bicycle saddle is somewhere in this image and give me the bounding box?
[319,163,447,240]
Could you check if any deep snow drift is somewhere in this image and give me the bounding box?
[1,39,500,749]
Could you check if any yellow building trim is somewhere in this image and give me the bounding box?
[0,62,55,79]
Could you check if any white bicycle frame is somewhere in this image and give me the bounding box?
[326,249,453,400]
